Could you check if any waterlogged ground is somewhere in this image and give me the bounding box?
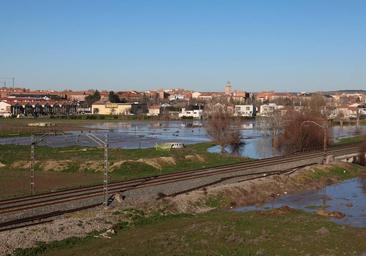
[0,120,364,159]
[236,177,366,228]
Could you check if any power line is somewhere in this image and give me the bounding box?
[0,77,15,88]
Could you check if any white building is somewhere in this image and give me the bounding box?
[147,105,161,116]
[179,108,203,119]
[192,92,201,99]
[224,81,232,95]
[234,105,256,117]
[169,94,185,101]
[191,92,213,101]
[359,106,366,116]
[91,102,132,115]
[0,101,11,117]
[259,103,284,116]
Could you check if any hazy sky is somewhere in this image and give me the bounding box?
[1,0,366,92]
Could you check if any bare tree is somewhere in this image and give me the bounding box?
[204,104,241,153]
[336,111,345,127]
[256,110,283,148]
[307,94,326,115]
[277,110,331,154]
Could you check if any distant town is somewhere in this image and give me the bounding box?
[0,81,366,120]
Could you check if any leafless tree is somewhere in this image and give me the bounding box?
[256,110,283,148]
[277,110,331,154]
[336,111,346,127]
[204,104,241,153]
[307,94,326,115]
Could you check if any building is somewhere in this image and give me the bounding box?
[234,105,256,117]
[179,108,203,119]
[147,105,161,116]
[224,81,232,95]
[259,103,284,116]
[91,102,132,115]
[333,106,359,119]
[131,103,148,115]
[117,91,143,103]
[232,90,248,103]
[6,100,78,117]
[0,101,11,117]
[255,91,275,103]
[64,91,89,101]
[159,90,170,100]
[169,94,185,101]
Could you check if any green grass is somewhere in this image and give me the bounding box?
[12,209,366,256]
[0,143,245,198]
[310,165,362,181]
[334,135,365,145]
[0,143,243,168]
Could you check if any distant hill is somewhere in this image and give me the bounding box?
[321,90,366,94]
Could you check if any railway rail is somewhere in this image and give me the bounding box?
[0,143,361,231]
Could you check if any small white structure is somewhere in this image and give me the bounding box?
[28,122,55,127]
[169,94,185,101]
[359,107,366,116]
[147,105,161,116]
[155,142,185,151]
[179,108,203,119]
[0,101,11,117]
[234,105,256,117]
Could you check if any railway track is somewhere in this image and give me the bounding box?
[0,143,361,231]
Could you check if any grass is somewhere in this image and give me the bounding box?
[12,209,366,256]
[0,143,245,199]
[334,135,365,145]
[310,165,362,181]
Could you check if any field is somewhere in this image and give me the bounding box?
[0,143,245,199]
[0,118,109,137]
[13,209,366,256]
[334,135,366,145]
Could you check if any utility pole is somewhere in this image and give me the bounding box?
[0,77,15,88]
[84,132,110,207]
[30,135,35,195]
[28,132,58,195]
[103,134,109,206]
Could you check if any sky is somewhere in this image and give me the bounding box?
[1,0,366,92]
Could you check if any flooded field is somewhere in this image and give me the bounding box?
[0,120,364,159]
[235,177,366,228]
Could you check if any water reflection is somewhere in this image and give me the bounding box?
[235,177,366,228]
[0,120,364,159]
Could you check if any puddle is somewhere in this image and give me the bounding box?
[235,178,366,228]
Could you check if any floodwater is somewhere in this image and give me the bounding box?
[235,178,366,228]
[0,120,364,159]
